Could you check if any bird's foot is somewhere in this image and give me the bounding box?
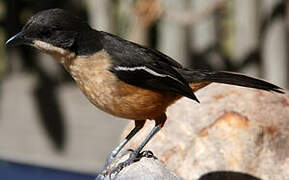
[104,149,134,170]
[103,150,157,177]
[138,150,157,160]
[97,149,135,179]
[104,151,139,177]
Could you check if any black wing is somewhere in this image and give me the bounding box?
[100,31,199,102]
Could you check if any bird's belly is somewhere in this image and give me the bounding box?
[78,75,176,120]
[64,51,179,120]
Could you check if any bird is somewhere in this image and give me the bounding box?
[6,8,283,176]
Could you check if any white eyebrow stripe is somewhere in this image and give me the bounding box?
[114,66,182,83]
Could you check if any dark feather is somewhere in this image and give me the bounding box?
[100,32,199,102]
[99,31,183,69]
[110,63,199,103]
[178,69,284,93]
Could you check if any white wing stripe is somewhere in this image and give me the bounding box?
[114,66,182,83]
[115,66,164,77]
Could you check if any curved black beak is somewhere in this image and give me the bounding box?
[5,31,31,47]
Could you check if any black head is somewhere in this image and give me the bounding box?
[6,9,100,55]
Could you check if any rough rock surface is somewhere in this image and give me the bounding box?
[120,84,289,180]
[101,157,183,180]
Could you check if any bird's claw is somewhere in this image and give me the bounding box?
[137,150,157,160]
[104,149,134,170]
[104,153,115,170]
[103,150,157,178]
[105,152,138,176]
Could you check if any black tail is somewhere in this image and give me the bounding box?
[179,69,284,93]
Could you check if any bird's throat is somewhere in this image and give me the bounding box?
[33,40,76,64]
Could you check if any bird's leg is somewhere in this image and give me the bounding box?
[107,113,167,176]
[104,120,145,169]
[107,126,162,175]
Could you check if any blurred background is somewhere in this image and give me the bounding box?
[0,0,288,178]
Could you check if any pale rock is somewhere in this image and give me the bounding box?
[120,84,289,180]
